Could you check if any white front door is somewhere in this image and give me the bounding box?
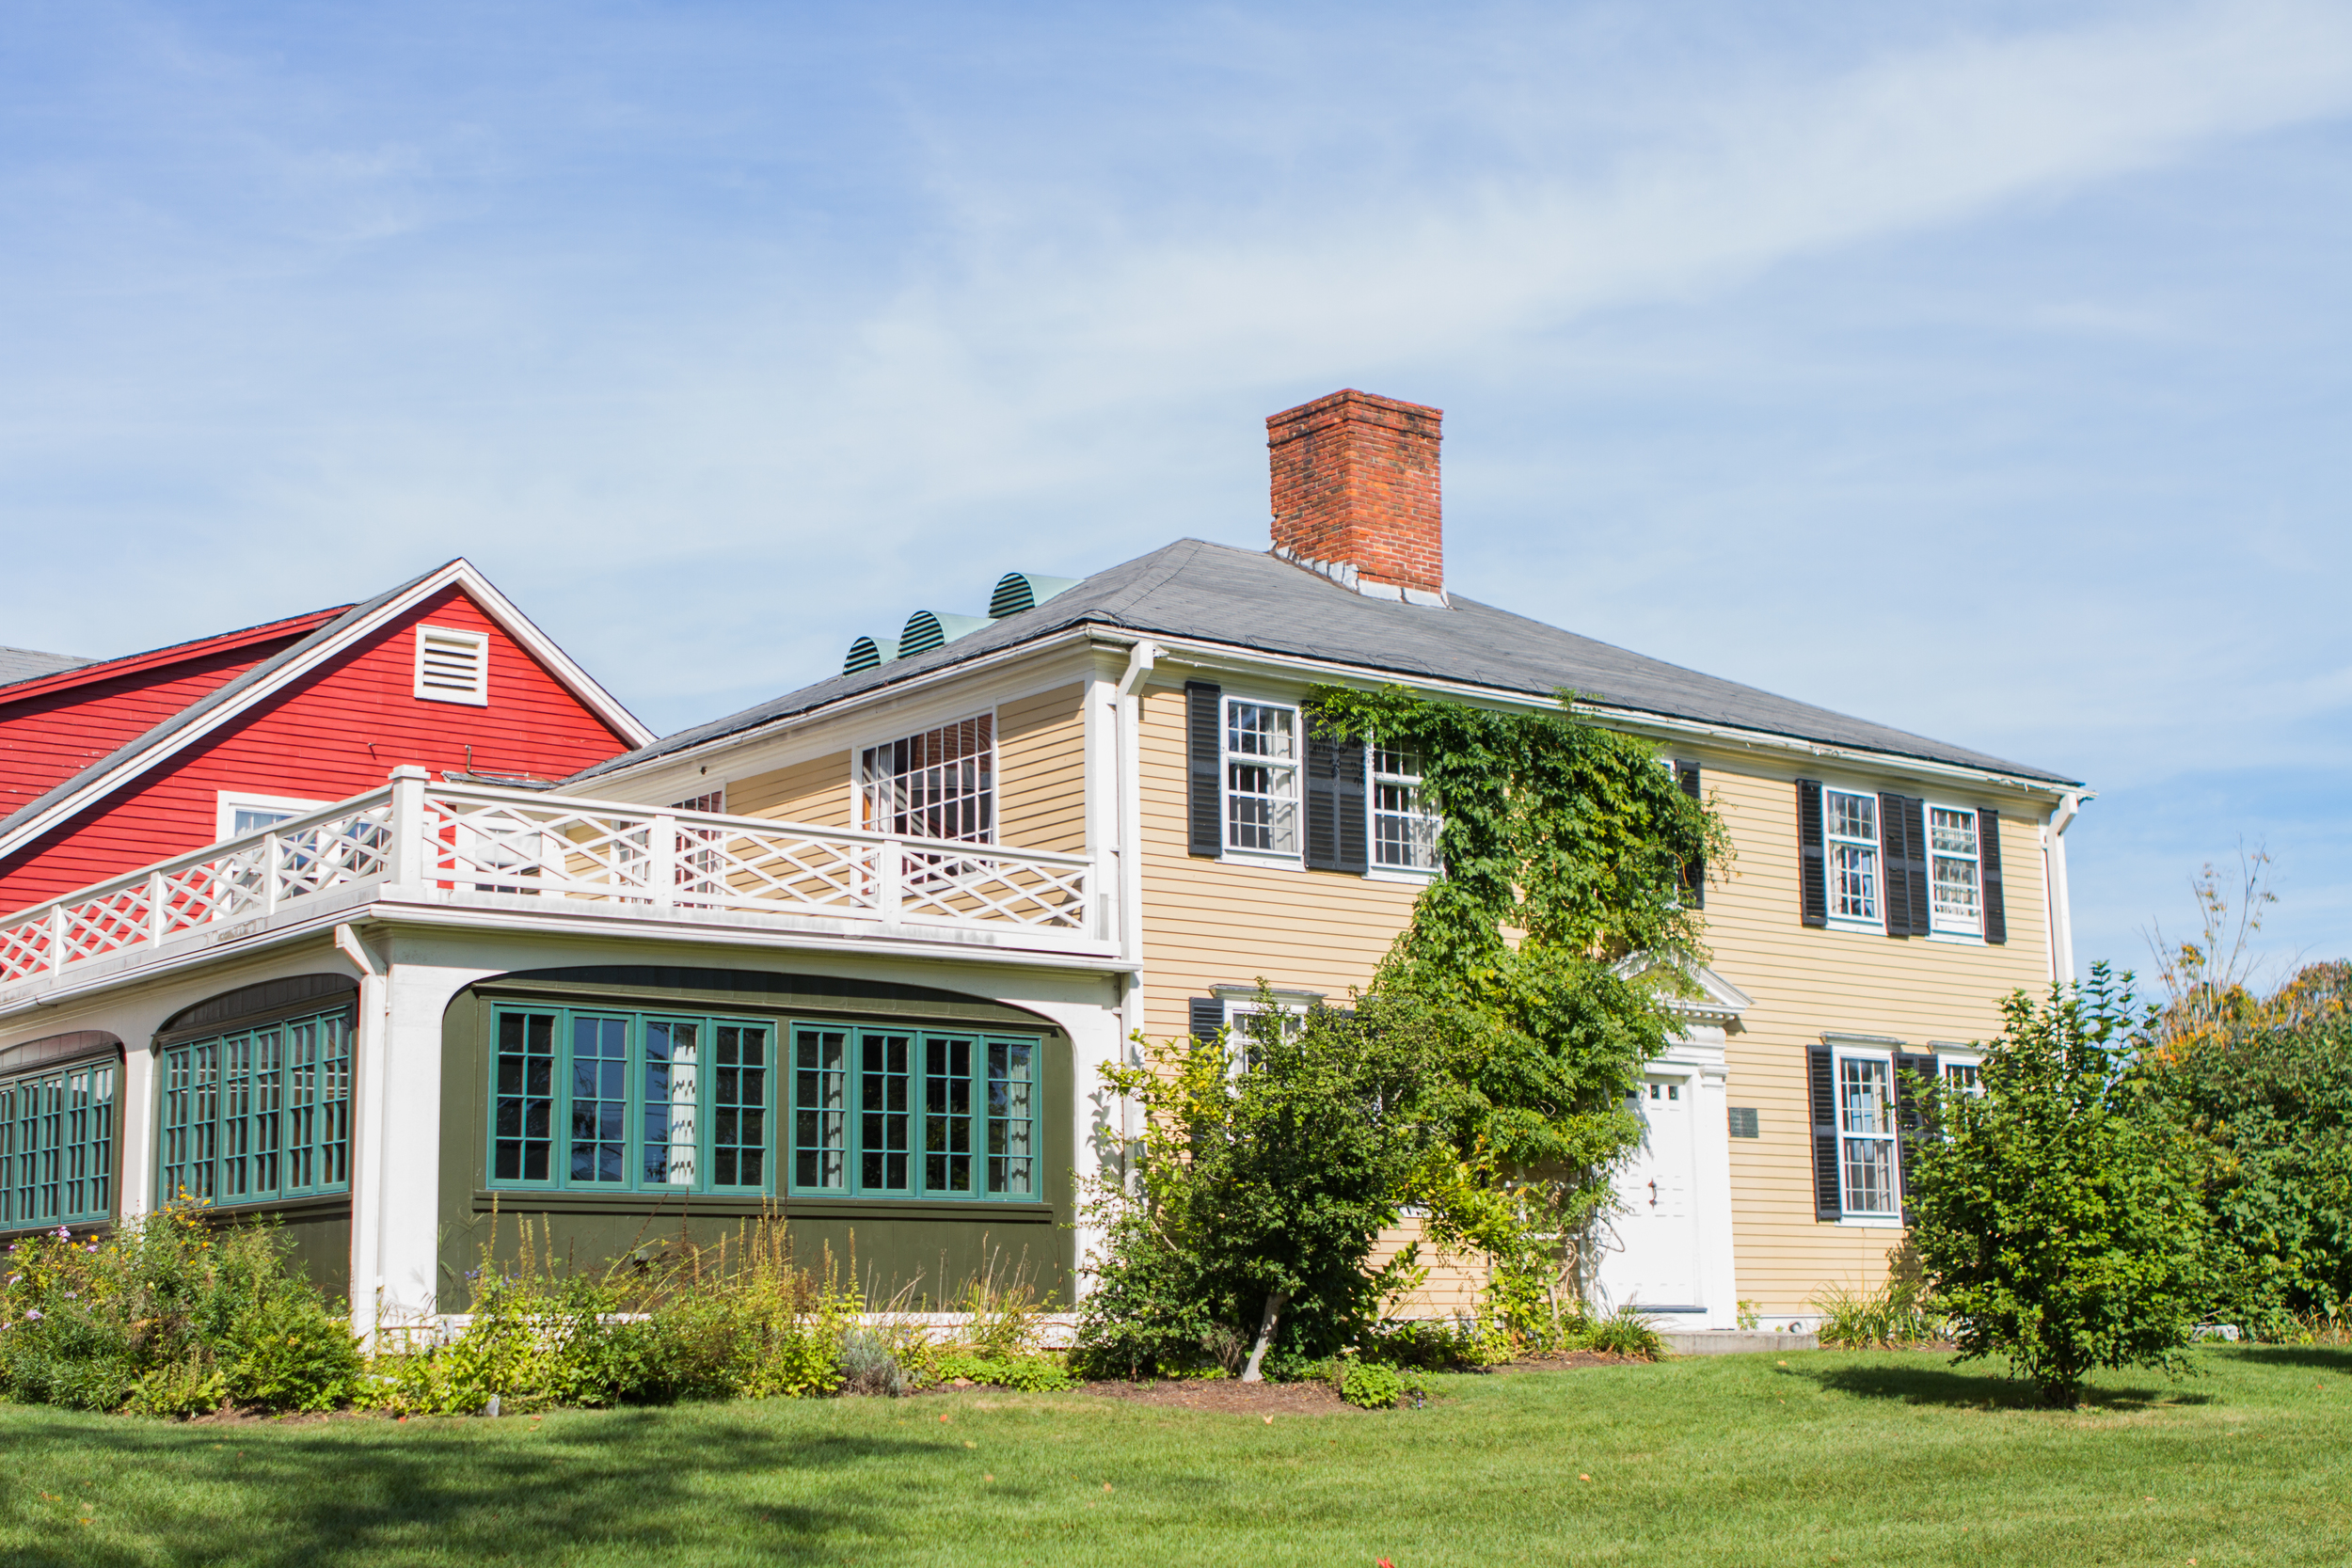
[1606,1074,1701,1308]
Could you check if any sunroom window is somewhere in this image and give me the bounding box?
[788,1024,1038,1200]
[1,1056,115,1230]
[861,715,994,844]
[158,1006,351,1208]
[490,1007,771,1194]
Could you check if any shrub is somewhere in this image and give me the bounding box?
[1339,1359,1422,1409]
[930,1352,1076,1392]
[1906,966,2212,1406]
[0,1205,360,1417]
[837,1327,911,1397]
[1814,1276,1951,1351]
[1360,1317,1505,1371]
[1578,1302,1666,1361]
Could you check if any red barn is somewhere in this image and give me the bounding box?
[0,560,651,914]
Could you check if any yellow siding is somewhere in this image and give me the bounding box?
[997,684,1089,853]
[1135,684,1421,1037]
[728,752,854,828]
[1132,678,2058,1321]
[1696,763,2052,1316]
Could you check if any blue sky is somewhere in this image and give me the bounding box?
[4,1,2349,984]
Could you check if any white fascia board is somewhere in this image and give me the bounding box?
[447,562,657,748]
[1128,635,2086,808]
[0,560,654,864]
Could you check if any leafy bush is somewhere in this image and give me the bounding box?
[837,1327,912,1397]
[0,1204,359,1416]
[1340,1359,1407,1409]
[1359,1317,1505,1371]
[1578,1302,1667,1361]
[930,1352,1076,1392]
[1813,1267,1952,1351]
[1906,966,2212,1406]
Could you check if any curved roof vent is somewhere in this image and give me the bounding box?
[843,636,900,675]
[898,610,991,657]
[988,572,1081,619]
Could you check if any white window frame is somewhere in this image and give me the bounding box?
[215,791,326,844]
[857,710,996,847]
[1925,803,1985,941]
[413,625,490,705]
[1368,741,1441,878]
[1935,1044,1984,1098]
[1211,985,1321,1073]
[1833,1044,1901,1222]
[1220,696,1300,863]
[1822,786,1883,930]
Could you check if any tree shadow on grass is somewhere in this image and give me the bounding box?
[1798,1362,2214,1412]
[4,1403,957,1568]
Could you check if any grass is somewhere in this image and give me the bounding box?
[5,1346,2351,1566]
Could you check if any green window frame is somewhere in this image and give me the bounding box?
[789,1023,1038,1201]
[487,1006,774,1195]
[2,1055,117,1231]
[156,1006,351,1209]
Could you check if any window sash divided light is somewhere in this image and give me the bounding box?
[157,1008,351,1209]
[1223,700,1298,856]
[860,716,994,845]
[1928,806,1983,935]
[788,1023,1039,1201]
[1,1058,117,1230]
[490,1007,771,1195]
[1823,789,1881,923]
[1369,744,1440,871]
[1836,1054,1899,1218]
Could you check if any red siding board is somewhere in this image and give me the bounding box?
[0,587,634,912]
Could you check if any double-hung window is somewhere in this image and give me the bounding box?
[1824,790,1880,923]
[488,1006,772,1194]
[862,716,994,844]
[789,1025,1039,1201]
[1224,701,1298,855]
[1370,745,1440,871]
[1,1055,116,1230]
[1929,807,1982,935]
[158,1007,351,1207]
[1836,1054,1899,1219]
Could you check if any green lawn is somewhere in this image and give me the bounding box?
[4,1347,2349,1567]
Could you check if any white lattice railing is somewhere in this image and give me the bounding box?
[0,770,1099,989]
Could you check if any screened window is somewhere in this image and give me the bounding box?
[490,1007,771,1194]
[1,1057,115,1231]
[1929,807,1981,934]
[1371,744,1440,870]
[1836,1055,1898,1218]
[788,1023,1039,1201]
[158,1007,351,1208]
[1824,790,1880,922]
[862,715,994,844]
[1224,700,1297,854]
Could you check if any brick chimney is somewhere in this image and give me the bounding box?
[1266,389,1445,606]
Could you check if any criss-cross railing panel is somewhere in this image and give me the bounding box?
[0,776,1103,992]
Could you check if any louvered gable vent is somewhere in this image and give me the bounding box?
[989,572,1079,619]
[843,636,898,675]
[414,625,489,705]
[898,610,990,657]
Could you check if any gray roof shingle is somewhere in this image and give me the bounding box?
[0,646,96,687]
[575,539,2078,787]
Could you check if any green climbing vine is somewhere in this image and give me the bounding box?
[1308,684,1732,1337]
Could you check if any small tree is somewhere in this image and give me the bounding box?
[1905,964,2211,1406]
[1074,991,1454,1379]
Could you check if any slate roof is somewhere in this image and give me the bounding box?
[0,645,96,687]
[576,539,2079,787]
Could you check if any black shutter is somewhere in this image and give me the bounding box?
[1185,682,1222,857]
[1879,792,1931,937]
[1979,808,2007,944]
[1188,997,1225,1047]
[1877,791,1911,937]
[1304,720,1340,870]
[1334,737,1368,875]
[1892,1051,1940,1218]
[1808,1044,1842,1221]
[1677,762,1705,908]
[1902,796,1931,937]
[1797,781,1827,927]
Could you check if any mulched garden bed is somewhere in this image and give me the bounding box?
[1076,1377,1360,1415]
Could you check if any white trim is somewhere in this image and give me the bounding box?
[214,790,326,843]
[412,624,490,705]
[0,560,655,864]
[1217,693,1302,863]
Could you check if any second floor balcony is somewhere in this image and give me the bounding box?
[0,768,1114,1008]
